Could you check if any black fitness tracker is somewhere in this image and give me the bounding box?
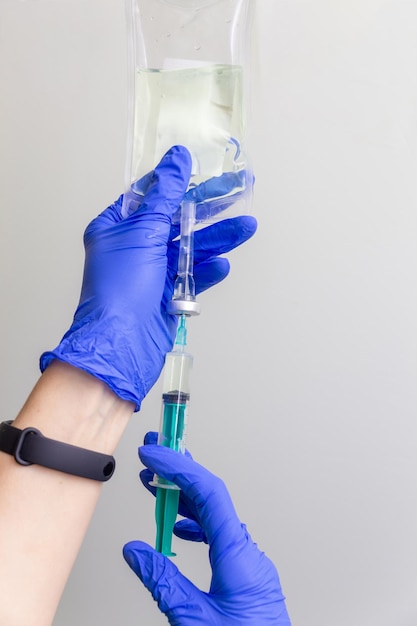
[0,420,115,482]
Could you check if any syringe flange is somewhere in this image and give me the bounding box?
[166,299,201,316]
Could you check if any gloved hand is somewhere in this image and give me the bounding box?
[40,146,257,410]
[123,434,292,625]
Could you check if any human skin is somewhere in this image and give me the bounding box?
[0,360,133,626]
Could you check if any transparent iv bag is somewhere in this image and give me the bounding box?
[122,0,256,223]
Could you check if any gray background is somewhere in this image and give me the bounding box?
[1,1,417,624]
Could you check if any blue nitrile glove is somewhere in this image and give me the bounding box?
[123,436,292,625]
[40,146,257,411]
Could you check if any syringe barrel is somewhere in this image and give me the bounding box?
[158,390,189,452]
[153,349,192,489]
[162,349,192,401]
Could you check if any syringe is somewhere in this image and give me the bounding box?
[152,198,200,556]
[151,315,192,556]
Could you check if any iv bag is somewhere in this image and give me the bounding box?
[122,0,256,222]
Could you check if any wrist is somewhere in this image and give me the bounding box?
[14,360,133,455]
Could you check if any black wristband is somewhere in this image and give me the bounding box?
[0,420,115,482]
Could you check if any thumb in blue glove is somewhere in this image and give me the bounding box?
[123,442,292,625]
[40,146,257,411]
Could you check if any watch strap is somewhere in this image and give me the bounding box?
[0,420,115,481]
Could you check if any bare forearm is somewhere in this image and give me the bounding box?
[0,361,133,626]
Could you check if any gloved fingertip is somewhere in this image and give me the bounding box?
[235,214,258,241]
[157,145,192,180]
[194,258,231,294]
[163,144,192,165]
[123,540,186,612]
[138,443,159,466]
[174,519,207,543]
[139,467,154,487]
[218,214,257,249]
[142,145,193,215]
[139,442,188,470]
[123,543,142,576]
[124,540,195,615]
[138,445,195,487]
[215,256,231,274]
[143,431,158,446]
[142,433,193,463]
[123,541,155,585]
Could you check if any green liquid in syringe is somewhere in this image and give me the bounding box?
[157,390,188,486]
[154,390,189,556]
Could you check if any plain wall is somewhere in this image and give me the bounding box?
[1,1,417,624]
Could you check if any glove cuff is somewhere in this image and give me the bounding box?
[40,350,143,412]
